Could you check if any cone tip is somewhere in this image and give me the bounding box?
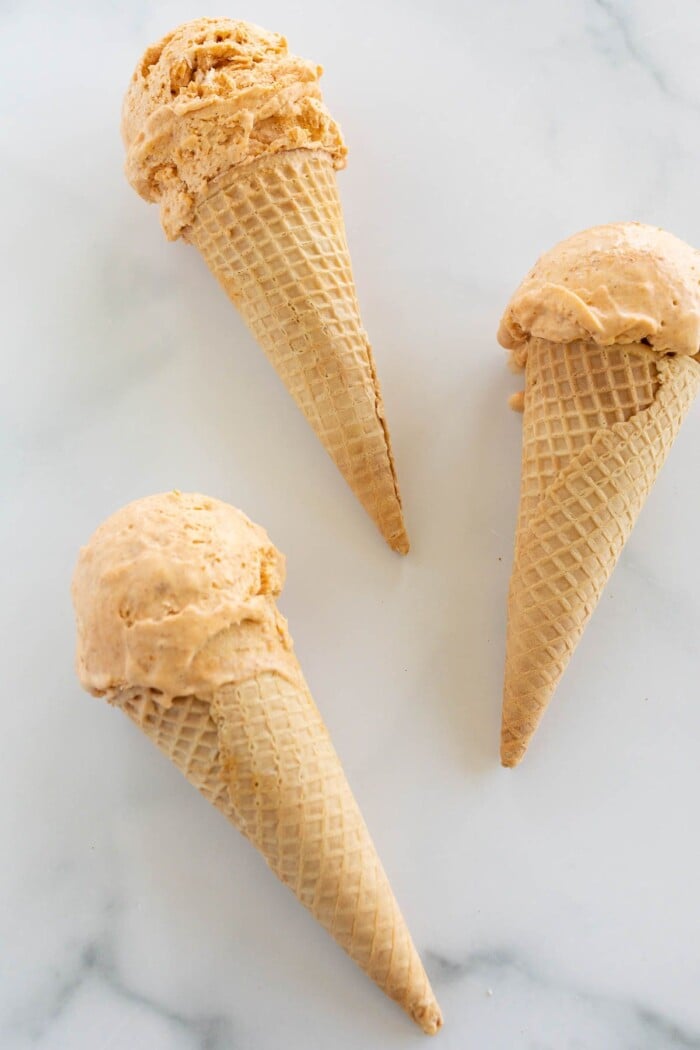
[411,998,444,1035]
[500,730,528,768]
[391,529,410,555]
[375,512,410,554]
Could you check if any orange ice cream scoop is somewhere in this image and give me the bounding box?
[122,17,346,239]
[499,222,700,363]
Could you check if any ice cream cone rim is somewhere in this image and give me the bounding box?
[507,337,700,375]
[516,353,699,540]
[181,145,338,241]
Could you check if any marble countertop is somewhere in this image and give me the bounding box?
[3,2,700,1048]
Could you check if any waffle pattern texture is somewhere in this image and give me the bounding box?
[186,149,408,553]
[502,339,700,766]
[121,670,442,1034]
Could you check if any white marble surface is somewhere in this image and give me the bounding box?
[3,1,700,1047]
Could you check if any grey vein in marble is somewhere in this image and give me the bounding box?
[590,0,699,111]
[592,0,667,92]
[11,923,234,1050]
[427,948,700,1049]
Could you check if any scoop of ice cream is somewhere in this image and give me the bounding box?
[499,223,700,364]
[122,18,347,239]
[72,491,298,706]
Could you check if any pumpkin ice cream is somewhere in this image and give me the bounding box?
[500,222,700,361]
[122,19,408,553]
[122,19,346,239]
[72,492,441,1033]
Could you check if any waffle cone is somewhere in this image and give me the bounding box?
[119,665,442,1034]
[185,149,408,553]
[502,339,700,766]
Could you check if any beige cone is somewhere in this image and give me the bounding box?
[184,148,408,554]
[119,661,442,1034]
[502,338,700,766]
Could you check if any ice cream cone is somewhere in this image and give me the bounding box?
[503,340,700,766]
[499,223,700,765]
[122,19,408,553]
[120,669,440,1031]
[72,493,441,1033]
[185,149,407,552]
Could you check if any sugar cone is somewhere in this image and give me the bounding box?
[119,665,442,1034]
[502,339,700,766]
[184,149,408,553]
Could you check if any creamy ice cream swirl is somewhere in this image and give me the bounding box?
[499,222,700,367]
[122,18,347,239]
[72,492,299,707]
